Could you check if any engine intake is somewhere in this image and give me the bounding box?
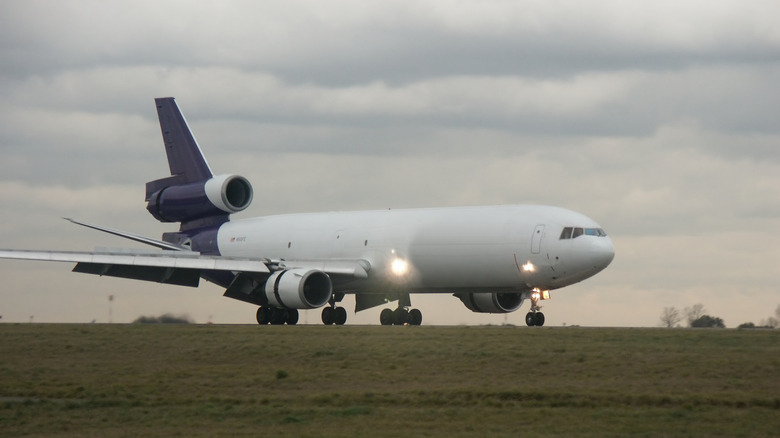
[457,292,524,313]
[265,269,333,309]
[147,174,253,223]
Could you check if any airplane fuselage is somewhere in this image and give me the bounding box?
[217,204,614,295]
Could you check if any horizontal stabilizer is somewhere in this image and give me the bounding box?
[64,218,186,251]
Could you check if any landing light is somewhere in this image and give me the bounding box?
[522,261,535,272]
[531,287,551,301]
[391,258,409,277]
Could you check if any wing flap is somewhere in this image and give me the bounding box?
[73,263,201,287]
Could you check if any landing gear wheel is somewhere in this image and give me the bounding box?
[408,308,423,326]
[393,307,409,325]
[270,307,288,325]
[334,307,347,325]
[286,309,299,325]
[380,308,394,325]
[525,311,545,326]
[321,307,335,325]
[256,306,271,325]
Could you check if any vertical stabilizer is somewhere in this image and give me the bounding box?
[144,97,254,236]
[145,97,213,199]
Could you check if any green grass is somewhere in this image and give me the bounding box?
[0,324,778,437]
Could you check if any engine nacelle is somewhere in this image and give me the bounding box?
[147,174,253,223]
[265,269,333,309]
[457,292,524,313]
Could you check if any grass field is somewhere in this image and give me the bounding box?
[0,324,778,437]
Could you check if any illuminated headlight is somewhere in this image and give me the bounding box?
[522,261,535,272]
[391,258,409,277]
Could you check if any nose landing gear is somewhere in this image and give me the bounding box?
[525,288,547,326]
[525,311,545,326]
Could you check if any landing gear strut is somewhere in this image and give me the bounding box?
[256,306,299,325]
[380,307,423,325]
[525,290,545,327]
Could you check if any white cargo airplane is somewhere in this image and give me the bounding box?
[0,98,614,326]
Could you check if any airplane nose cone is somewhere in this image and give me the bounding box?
[592,237,615,269]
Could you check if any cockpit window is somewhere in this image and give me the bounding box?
[559,227,607,239]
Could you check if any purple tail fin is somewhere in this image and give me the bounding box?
[145,97,213,199]
[144,97,253,238]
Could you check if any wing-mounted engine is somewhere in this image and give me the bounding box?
[265,268,333,309]
[146,174,253,223]
[457,292,524,313]
[224,268,334,310]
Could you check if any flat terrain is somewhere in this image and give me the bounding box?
[0,324,778,437]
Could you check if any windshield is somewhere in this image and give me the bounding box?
[559,227,607,239]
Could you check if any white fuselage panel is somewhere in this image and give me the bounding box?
[217,204,614,294]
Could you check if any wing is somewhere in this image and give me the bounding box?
[0,249,271,287]
[0,249,369,288]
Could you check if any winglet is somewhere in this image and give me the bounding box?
[145,97,214,199]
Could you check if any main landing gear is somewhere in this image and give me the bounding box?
[256,306,299,325]
[321,305,348,325]
[379,306,423,326]
[321,294,348,325]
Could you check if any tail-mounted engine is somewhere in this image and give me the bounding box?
[146,174,253,223]
[457,292,524,313]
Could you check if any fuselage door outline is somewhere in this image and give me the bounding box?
[531,224,545,254]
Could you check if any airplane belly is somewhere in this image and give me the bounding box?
[408,243,518,289]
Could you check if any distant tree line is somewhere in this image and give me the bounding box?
[659,303,723,328]
[660,303,780,329]
[132,313,193,324]
[737,304,780,329]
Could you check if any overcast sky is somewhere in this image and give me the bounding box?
[1,0,778,327]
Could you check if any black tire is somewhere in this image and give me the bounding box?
[408,308,423,326]
[534,312,545,327]
[256,306,271,325]
[321,307,335,325]
[393,307,409,325]
[286,309,299,325]
[270,307,288,325]
[334,307,347,325]
[525,312,535,327]
[380,308,394,325]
